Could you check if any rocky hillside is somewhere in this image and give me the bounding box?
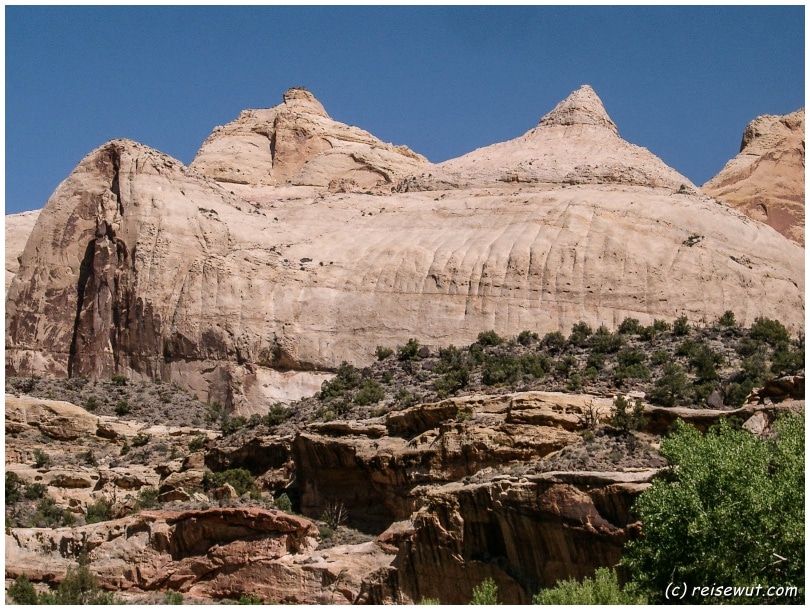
[5,86,804,414]
[5,316,803,603]
[703,108,805,245]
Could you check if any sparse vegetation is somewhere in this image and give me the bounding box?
[470,577,499,605]
[533,568,646,604]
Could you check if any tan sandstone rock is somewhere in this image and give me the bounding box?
[6,87,804,414]
[703,109,805,245]
[5,209,40,291]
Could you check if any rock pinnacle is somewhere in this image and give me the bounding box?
[538,84,618,134]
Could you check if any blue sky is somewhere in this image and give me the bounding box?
[5,5,805,214]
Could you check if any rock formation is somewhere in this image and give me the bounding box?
[5,209,40,291]
[5,86,804,413]
[703,109,805,245]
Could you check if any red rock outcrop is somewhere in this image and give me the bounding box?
[703,109,805,245]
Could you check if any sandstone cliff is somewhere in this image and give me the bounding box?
[5,87,804,413]
[703,109,805,245]
[5,210,40,291]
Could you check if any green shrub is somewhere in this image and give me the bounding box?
[397,338,422,361]
[610,395,645,433]
[51,553,120,604]
[717,310,737,327]
[188,434,207,452]
[84,396,98,411]
[470,577,499,605]
[33,448,51,468]
[517,330,539,346]
[418,597,441,604]
[568,322,593,346]
[533,568,645,604]
[320,362,362,400]
[85,498,112,524]
[647,363,691,407]
[220,415,249,436]
[6,472,22,504]
[554,355,578,377]
[542,331,566,352]
[673,314,690,336]
[688,343,723,382]
[120,441,130,456]
[114,400,131,416]
[134,487,160,510]
[650,349,671,366]
[28,497,76,528]
[618,317,643,335]
[131,432,151,447]
[275,493,293,513]
[203,468,256,497]
[622,414,805,604]
[749,317,791,348]
[24,483,47,500]
[164,590,184,604]
[353,379,385,406]
[476,330,504,347]
[264,404,291,427]
[110,374,128,386]
[237,594,263,604]
[375,345,394,361]
[589,327,625,353]
[8,575,39,604]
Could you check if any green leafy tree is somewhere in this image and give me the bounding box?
[470,577,499,604]
[533,568,646,604]
[622,414,805,604]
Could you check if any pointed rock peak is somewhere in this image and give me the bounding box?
[538,85,618,134]
[281,87,329,117]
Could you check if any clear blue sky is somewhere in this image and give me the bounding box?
[5,5,805,214]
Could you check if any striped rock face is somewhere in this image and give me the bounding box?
[5,87,804,413]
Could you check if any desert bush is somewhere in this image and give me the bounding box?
[131,432,151,447]
[24,483,47,500]
[8,575,38,604]
[134,487,160,510]
[188,434,207,452]
[110,374,128,386]
[353,379,385,406]
[470,577,499,605]
[673,314,690,336]
[6,472,22,504]
[622,414,804,603]
[717,310,737,327]
[618,317,643,335]
[610,395,645,433]
[203,468,256,497]
[397,338,422,361]
[28,497,76,528]
[33,448,51,468]
[275,493,293,513]
[263,403,291,427]
[321,499,348,529]
[541,330,566,352]
[114,400,131,416]
[220,415,249,436]
[476,330,504,347]
[320,362,362,400]
[84,396,98,411]
[589,327,625,353]
[164,590,184,604]
[568,322,593,346]
[85,498,112,524]
[749,316,791,348]
[517,330,539,346]
[533,568,645,604]
[688,343,723,382]
[375,345,394,361]
[647,363,691,407]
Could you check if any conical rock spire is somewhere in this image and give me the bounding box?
[538,84,618,133]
